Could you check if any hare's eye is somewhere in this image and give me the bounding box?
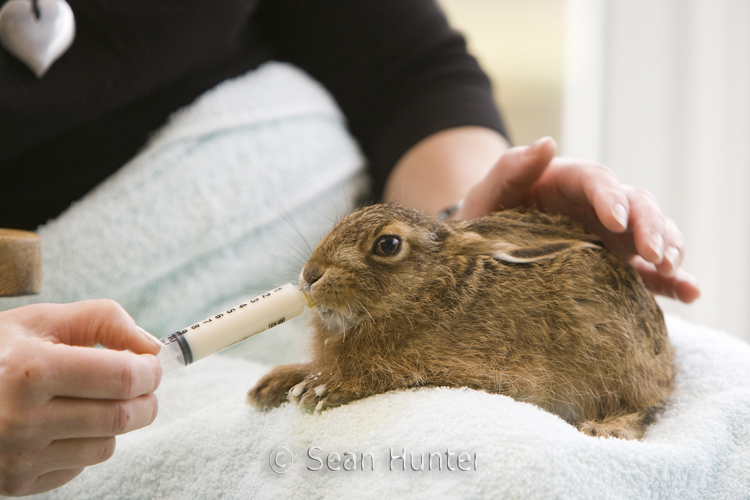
[373,235,402,256]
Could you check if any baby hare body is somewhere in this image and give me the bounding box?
[248,204,674,440]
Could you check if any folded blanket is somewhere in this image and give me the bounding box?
[0,62,368,362]
[26,315,750,500]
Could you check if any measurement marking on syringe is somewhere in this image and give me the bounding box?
[184,288,288,331]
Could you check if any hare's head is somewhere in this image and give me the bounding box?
[300,204,451,333]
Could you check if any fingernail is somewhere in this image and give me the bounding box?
[684,272,700,289]
[649,233,665,262]
[664,247,681,272]
[530,136,552,153]
[677,270,701,301]
[611,203,628,229]
[138,326,163,349]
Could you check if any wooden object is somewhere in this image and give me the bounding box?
[0,229,41,296]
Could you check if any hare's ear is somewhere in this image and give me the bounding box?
[493,241,602,264]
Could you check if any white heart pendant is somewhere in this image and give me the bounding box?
[0,0,75,78]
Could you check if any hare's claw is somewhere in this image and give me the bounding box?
[289,381,307,399]
[293,377,351,412]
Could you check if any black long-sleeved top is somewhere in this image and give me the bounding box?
[0,0,506,230]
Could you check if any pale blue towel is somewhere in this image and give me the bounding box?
[0,62,368,363]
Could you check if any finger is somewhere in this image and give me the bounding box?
[43,342,161,399]
[551,160,631,233]
[27,300,162,355]
[461,136,557,219]
[45,393,158,440]
[40,437,116,474]
[630,258,675,298]
[630,258,701,303]
[654,216,685,277]
[674,269,702,303]
[535,158,629,232]
[623,186,667,265]
[1,468,84,497]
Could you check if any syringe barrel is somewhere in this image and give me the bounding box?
[157,283,308,374]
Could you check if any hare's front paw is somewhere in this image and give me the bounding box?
[247,363,310,409]
[289,375,353,412]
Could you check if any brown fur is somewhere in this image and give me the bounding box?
[247,204,674,440]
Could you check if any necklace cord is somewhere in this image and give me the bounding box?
[32,0,40,19]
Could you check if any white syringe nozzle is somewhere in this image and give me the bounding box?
[157,340,187,375]
[157,283,309,374]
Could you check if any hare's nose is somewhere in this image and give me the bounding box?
[302,263,325,287]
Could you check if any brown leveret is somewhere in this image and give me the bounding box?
[248,204,674,440]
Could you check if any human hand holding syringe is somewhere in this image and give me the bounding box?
[0,284,309,496]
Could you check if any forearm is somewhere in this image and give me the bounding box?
[382,126,510,216]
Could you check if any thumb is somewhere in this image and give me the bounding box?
[460,137,557,219]
[27,300,163,355]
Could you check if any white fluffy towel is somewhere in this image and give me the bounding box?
[25,315,750,500]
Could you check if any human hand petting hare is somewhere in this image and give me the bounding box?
[457,137,699,304]
[249,204,674,440]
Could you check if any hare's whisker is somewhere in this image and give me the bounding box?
[355,299,374,323]
[266,193,315,255]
